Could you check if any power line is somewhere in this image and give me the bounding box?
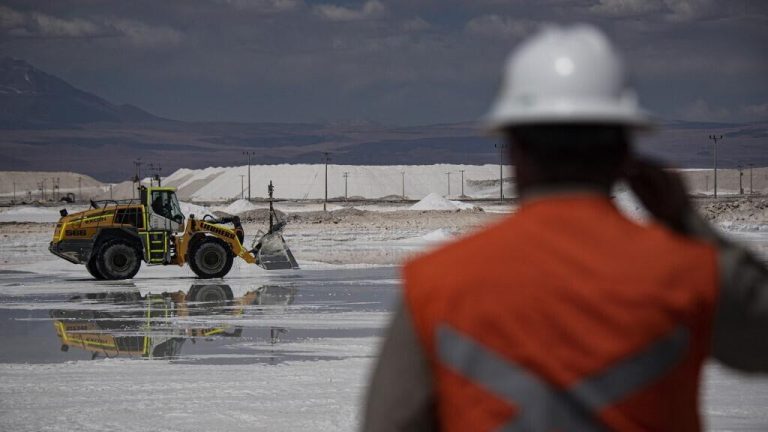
[401,170,406,200]
[708,135,723,198]
[323,152,331,211]
[242,151,256,200]
[494,143,507,202]
[342,172,349,201]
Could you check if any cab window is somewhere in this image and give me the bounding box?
[150,190,184,223]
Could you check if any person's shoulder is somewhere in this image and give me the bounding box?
[637,220,718,263]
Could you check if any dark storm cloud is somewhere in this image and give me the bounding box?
[0,0,766,124]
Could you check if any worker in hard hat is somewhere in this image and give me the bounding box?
[363,24,768,431]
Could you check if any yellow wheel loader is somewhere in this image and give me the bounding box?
[49,182,298,280]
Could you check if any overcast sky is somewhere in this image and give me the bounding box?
[1,0,766,125]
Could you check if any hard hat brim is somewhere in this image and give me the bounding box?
[484,99,655,132]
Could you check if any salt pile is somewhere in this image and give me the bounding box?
[410,193,476,211]
[221,199,260,215]
[179,202,215,219]
[451,200,478,211]
[421,228,454,242]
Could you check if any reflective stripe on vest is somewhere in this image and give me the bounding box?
[436,324,690,431]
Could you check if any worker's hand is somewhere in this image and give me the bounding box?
[623,158,693,234]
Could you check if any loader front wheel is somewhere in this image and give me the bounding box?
[95,239,141,280]
[189,239,233,279]
[85,257,106,280]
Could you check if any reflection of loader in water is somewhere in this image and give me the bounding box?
[50,283,296,359]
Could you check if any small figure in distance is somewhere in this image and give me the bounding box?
[363,24,768,431]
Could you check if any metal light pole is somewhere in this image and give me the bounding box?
[738,165,744,195]
[132,158,142,199]
[749,164,754,194]
[243,151,256,201]
[708,135,722,198]
[460,169,465,197]
[343,172,349,201]
[323,152,330,211]
[494,143,506,202]
[12,181,16,204]
[445,172,451,197]
[78,177,82,202]
[149,163,162,187]
[239,175,245,199]
[401,171,406,200]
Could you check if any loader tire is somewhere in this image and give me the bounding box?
[95,239,141,280]
[86,257,106,280]
[189,238,233,279]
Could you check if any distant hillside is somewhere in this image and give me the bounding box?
[0,58,766,182]
[0,57,162,128]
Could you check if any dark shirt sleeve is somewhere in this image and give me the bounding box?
[683,210,768,372]
[362,301,437,432]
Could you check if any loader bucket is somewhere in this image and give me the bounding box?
[255,232,299,270]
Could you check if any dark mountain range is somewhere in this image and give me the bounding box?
[0,58,161,128]
[1,58,766,182]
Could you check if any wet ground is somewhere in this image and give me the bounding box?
[0,264,397,431]
[0,266,398,365]
[1,226,768,430]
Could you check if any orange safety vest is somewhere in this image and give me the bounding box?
[403,196,718,431]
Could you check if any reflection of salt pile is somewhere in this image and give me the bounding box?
[222,199,260,215]
[409,193,477,211]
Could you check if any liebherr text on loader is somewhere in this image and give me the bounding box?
[49,182,298,280]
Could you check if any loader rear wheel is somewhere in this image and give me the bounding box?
[189,239,233,279]
[95,239,141,280]
[86,257,106,280]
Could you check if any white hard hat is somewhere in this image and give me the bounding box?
[485,24,652,130]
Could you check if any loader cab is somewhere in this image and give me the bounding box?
[140,186,184,232]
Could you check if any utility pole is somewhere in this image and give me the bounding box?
[708,135,722,198]
[749,164,754,194]
[78,176,82,202]
[132,158,143,199]
[495,143,506,202]
[343,172,349,201]
[445,172,451,197]
[401,171,406,200]
[242,151,256,201]
[149,163,162,187]
[109,184,113,200]
[738,165,744,195]
[239,175,245,199]
[50,177,56,201]
[12,181,16,204]
[460,169,465,197]
[323,152,330,211]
